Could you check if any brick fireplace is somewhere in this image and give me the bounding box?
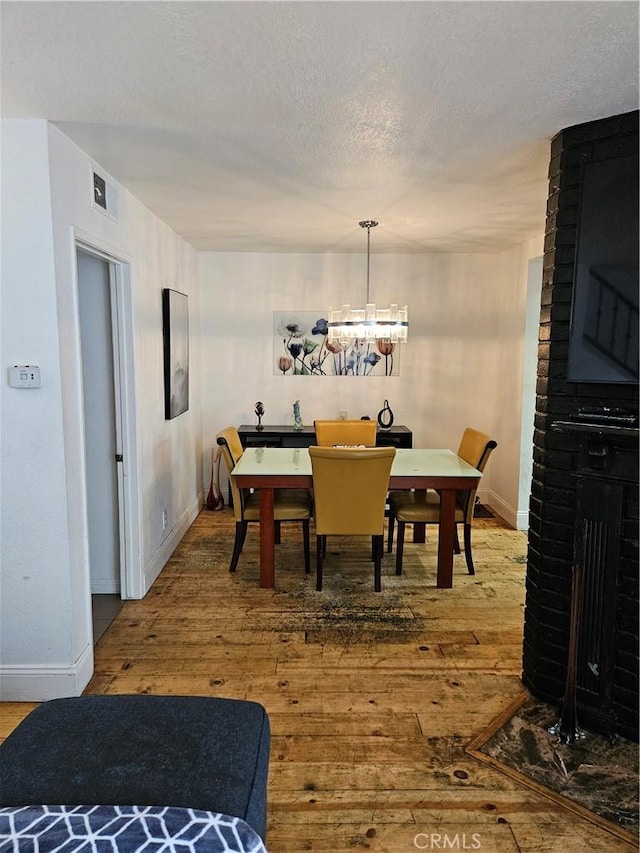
[522,110,639,742]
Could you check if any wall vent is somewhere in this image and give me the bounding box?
[92,168,119,220]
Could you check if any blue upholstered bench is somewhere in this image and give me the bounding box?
[0,695,270,844]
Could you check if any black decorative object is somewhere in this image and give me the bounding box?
[255,401,264,431]
[377,399,394,430]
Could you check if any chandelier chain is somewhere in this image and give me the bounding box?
[359,220,378,303]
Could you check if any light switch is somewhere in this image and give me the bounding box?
[9,365,41,388]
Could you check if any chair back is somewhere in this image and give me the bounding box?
[216,426,246,521]
[309,446,395,536]
[314,419,377,447]
[456,427,498,523]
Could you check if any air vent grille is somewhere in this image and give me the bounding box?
[92,169,119,220]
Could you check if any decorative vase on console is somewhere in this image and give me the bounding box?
[377,399,394,430]
[293,400,304,431]
[255,401,264,431]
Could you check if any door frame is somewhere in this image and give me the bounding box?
[74,233,142,599]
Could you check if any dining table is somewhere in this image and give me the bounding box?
[231,446,483,590]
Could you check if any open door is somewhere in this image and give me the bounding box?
[75,238,142,633]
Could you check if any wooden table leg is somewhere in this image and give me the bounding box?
[436,489,456,588]
[259,488,275,588]
[412,490,426,543]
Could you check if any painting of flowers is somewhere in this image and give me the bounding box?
[274,311,400,376]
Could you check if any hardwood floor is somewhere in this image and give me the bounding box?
[1,509,635,852]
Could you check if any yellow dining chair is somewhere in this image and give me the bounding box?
[309,445,396,592]
[216,426,312,574]
[387,428,497,576]
[314,419,377,447]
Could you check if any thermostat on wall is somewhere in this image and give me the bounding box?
[9,365,41,388]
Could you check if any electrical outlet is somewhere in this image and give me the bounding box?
[162,510,167,531]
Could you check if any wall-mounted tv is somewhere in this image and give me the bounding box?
[567,152,639,384]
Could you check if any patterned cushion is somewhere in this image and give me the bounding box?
[0,805,267,853]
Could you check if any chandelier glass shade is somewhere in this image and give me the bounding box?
[327,221,408,344]
[327,303,409,343]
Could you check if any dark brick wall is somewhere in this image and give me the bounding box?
[522,111,639,741]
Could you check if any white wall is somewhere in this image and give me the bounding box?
[488,237,544,527]
[199,241,543,525]
[1,120,202,700]
[519,255,544,526]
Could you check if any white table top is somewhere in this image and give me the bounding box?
[232,446,482,479]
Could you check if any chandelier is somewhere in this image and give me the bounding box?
[327,220,408,344]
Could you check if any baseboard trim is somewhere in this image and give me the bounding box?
[90,581,120,594]
[483,489,521,530]
[143,496,201,596]
[0,642,94,701]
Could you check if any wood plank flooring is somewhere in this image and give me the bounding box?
[2,509,635,852]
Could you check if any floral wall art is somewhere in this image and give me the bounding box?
[274,311,400,377]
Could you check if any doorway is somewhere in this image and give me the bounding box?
[77,249,120,593]
[76,247,129,641]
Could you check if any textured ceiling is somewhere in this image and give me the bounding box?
[1,1,638,253]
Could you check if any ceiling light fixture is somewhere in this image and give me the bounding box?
[327,220,408,344]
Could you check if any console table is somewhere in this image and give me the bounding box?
[238,424,412,449]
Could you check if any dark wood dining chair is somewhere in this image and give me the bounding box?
[314,419,377,447]
[309,445,395,591]
[387,427,497,576]
[216,426,311,574]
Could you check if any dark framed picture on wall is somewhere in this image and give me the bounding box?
[162,288,189,419]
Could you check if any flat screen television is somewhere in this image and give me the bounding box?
[567,152,639,384]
